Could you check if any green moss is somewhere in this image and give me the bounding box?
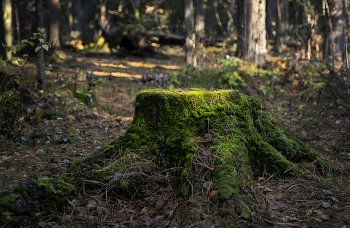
[322,179,346,187]
[0,193,21,215]
[33,176,76,211]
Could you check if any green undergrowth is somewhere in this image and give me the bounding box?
[169,57,280,96]
[0,176,76,216]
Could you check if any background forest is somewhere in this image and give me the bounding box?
[1,0,350,227]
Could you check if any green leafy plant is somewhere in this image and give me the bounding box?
[74,78,104,107]
[299,60,327,98]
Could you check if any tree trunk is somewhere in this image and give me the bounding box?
[235,0,244,57]
[14,3,20,45]
[100,0,108,25]
[237,0,268,66]
[195,0,205,39]
[36,0,45,91]
[325,0,345,62]
[154,0,159,30]
[184,0,194,64]
[2,0,12,61]
[227,0,235,33]
[266,0,276,41]
[73,0,81,33]
[275,0,288,52]
[48,0,61,49]
[66,0,73,42]
[80,0,87,40]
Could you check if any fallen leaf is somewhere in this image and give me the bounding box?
[201,220,215,228]
[257,177,265,182]
[322,190,333,195]
[209,190,219,199]
[321,202,330,208]
[205,133,212,139]
[276,201,286,211]
[237,220,249,226]
[203,181,212,189]
[267,194,275,200]
[313,210,323,216]
[331,196,339,202]
[269,205,279,210]
[321,214,330,220]
[295,202,305,208]
[169,210,175,219]
[305,209,313,216]
[264,187,273,192]
[88,200,97,206]
[251,185,256,194]
[202,148,212,156]
[140,207,147,214]
[158,178,167,186]
[286,215,298,221]
[145,218,155,226]
[275,193,284,200]
[202,213,211,220]
[155,200,165,210]
[155,215,163,221]
[142,214,151,222]
[112,172,122,182]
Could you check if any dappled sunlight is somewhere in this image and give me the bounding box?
[91,61,181,70]
[92,71,143,78]
[124,61,181,70]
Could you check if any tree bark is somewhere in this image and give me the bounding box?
[275,0,288,52]
[73,0,81,34]
[266,0,276,41]
[227,0,235,33]
[195,0,205,39]
[237,0,268,66]
[325,0,345,62]
[66,0,73,42]
[100,0,108,25]
[14,3,20,45]
[184,0,194,64]
[36,0,45,91]
[2,0,12,61]
[80,0,87,40]
[235,0,244,57]
[48,0,61,49]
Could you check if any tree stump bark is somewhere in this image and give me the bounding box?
[68,89,333,200]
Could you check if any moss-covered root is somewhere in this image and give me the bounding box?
[0,176,76,216]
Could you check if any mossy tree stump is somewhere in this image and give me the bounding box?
[70,89,331,197]
[1,89,333,217]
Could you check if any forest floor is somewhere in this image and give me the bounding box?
[1,46,350,227]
